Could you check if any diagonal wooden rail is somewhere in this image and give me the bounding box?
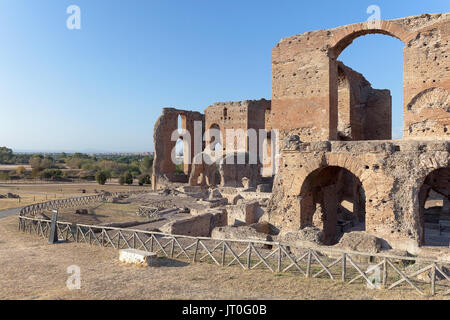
[18,215,450,296]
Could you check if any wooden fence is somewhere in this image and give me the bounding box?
[18,215,450,297]
[19,190,148,217]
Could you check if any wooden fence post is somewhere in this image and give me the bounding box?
[247,243,252,269]
[221,241,226,267]
[382,259,388,288]
[278,245,282,273]
[342,253,346,282]
[431,263,436,296]
[48,210,58,244]
[306,250,312,278]
[193,239,200,262]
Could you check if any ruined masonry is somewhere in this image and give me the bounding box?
[153,13,450,252]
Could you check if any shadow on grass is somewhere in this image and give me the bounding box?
[154,257,190,268]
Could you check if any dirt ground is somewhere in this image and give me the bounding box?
[0,216,447,300]
[39,189,212,226]
[0,182,150,211]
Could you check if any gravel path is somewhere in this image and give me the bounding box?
[0,207,21,219]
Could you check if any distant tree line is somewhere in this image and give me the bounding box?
[0,146,153,185]
[0,147,31,164]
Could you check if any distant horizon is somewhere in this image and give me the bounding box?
[1,1,448,151]
[10,148,154,155]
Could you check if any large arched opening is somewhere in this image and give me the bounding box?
[299,166,366,245]
[330,24,408,141]
[418,167,450,246]
[174,114,189,175]
[206,123,223,152]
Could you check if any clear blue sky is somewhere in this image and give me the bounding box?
[0,0,448,152]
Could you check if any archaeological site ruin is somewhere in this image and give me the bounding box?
[151,13,450,255]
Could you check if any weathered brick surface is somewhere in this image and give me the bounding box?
[271,13,449,141]
[267,139,450,248]
[152,108,204,189]
[152,13,449,252]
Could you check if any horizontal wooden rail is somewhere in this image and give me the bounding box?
[18,214,450,297]
[16,190,450,297]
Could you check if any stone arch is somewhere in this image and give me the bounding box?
[206,123,223,151]
[328,21,412,140]
[408,150,450,243]
[405,87,450,137]
[416,152,450,189]
[417,165,450,246]
[294,153,366,193]
[406,87,450,113]
[298,164,366,245]
[329,21,411,58]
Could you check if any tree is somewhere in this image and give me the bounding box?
[40,157,54,169]
[174,163,184,175]
[29,154,44,169]
[138,174,151,186]
[118,175,125,185]
[0,147,13,164]
[16,166,26,175]
[95,171,108,185]
[0,172,10,181]
[72,152,90,159]
[140,156,153,173]
[29,155,54,170]
[39,169,62,180]
[31,167,41,178]
[124,172,133,185]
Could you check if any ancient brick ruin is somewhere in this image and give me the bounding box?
[153,13,449,253]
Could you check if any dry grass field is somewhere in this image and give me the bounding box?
[0,215,446,300]
[55,202,148,225]
[0,182,150,211]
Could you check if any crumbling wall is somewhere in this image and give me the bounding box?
[152,108,204,190]
[151,13,449,253]
[364,89,392,140]
[336,61,392,141]
[204,99,271,152]
[403,15,450,139]
[219,152,261,188]
[268,13,449,250]
[405,87,449,138]
[298,165,364,244]
[267,138,450,250]
[188,152,220,187]
[271,13,449,142]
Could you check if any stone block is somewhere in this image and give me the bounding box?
[256,184,272,193]
[119,249,157,266]
[226,201,259,226]
[160,213,213,237]
[208,188,222,199]
[211,226,271,247]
